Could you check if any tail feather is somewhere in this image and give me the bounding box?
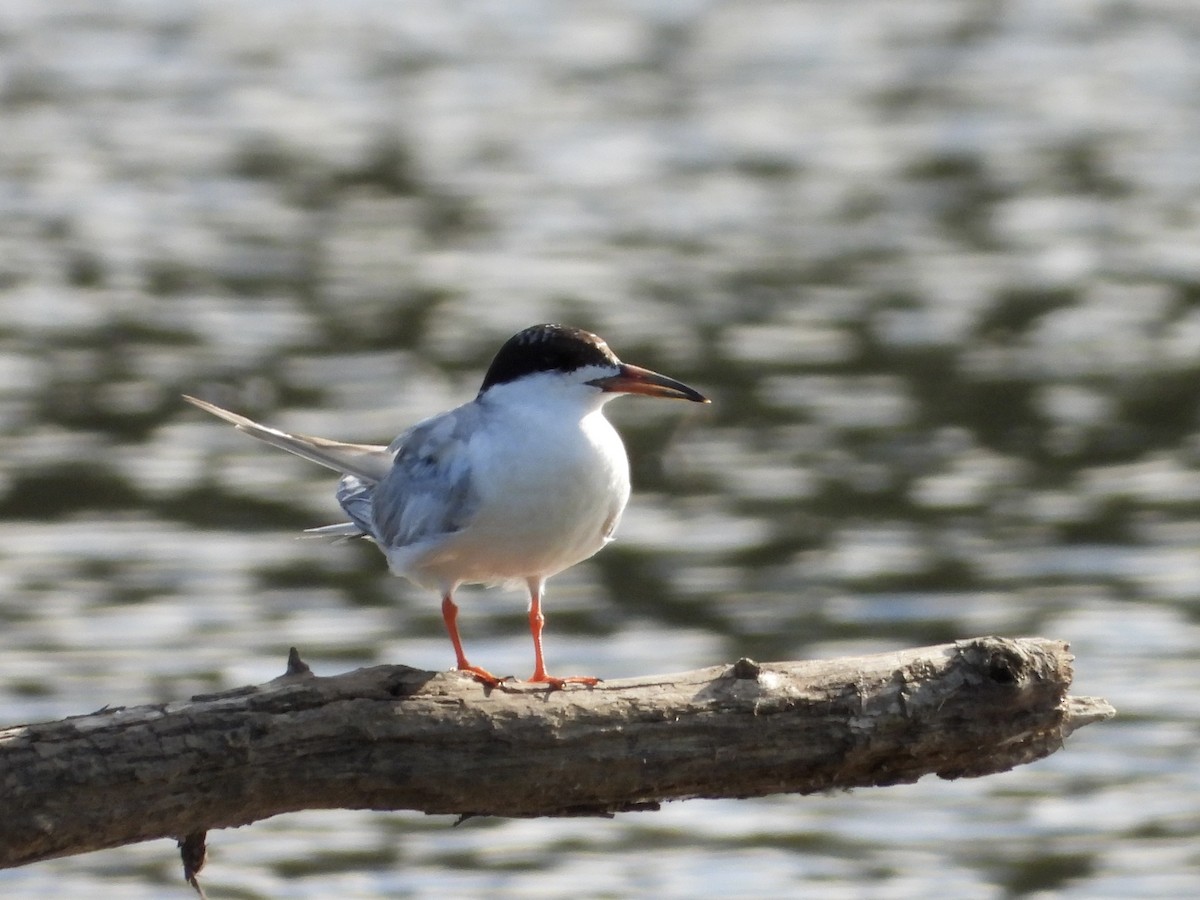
[303,522,368,539]
[183,395,393,483]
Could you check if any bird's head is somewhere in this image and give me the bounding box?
[477,324,709,407]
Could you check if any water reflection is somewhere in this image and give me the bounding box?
[3,1,1199,897]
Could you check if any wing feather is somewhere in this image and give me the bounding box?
[186,394,481,553]
[369,405,482,551]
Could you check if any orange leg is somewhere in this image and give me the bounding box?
[441,593,503,687]
[526,580,600,689]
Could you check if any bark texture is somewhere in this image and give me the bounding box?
[1,636,1114,869]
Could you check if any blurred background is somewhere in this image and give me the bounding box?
[2,1,1198,896]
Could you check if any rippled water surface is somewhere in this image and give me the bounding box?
[3,1,1200,897]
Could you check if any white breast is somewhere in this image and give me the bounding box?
[387,379,631,590]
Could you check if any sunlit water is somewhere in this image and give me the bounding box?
[3,1,1200,897]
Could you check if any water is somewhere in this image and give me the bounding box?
[3,1,1200,896]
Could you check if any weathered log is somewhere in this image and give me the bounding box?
[1,636,1114,871]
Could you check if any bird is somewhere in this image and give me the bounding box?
[184,323,709,688]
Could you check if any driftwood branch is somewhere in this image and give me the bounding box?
[2,636,1113,872]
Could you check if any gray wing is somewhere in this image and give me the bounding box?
[185,393,481,548]
[356,404,483,551]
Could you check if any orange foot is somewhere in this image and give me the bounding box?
[455,664,510,688]
[527,673,602,690]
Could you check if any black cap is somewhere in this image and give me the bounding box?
[478,324,620,394]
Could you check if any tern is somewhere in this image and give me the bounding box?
[185,323,708,688]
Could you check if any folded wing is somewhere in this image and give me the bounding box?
[369,406,482,551]
[185,395,481,551]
